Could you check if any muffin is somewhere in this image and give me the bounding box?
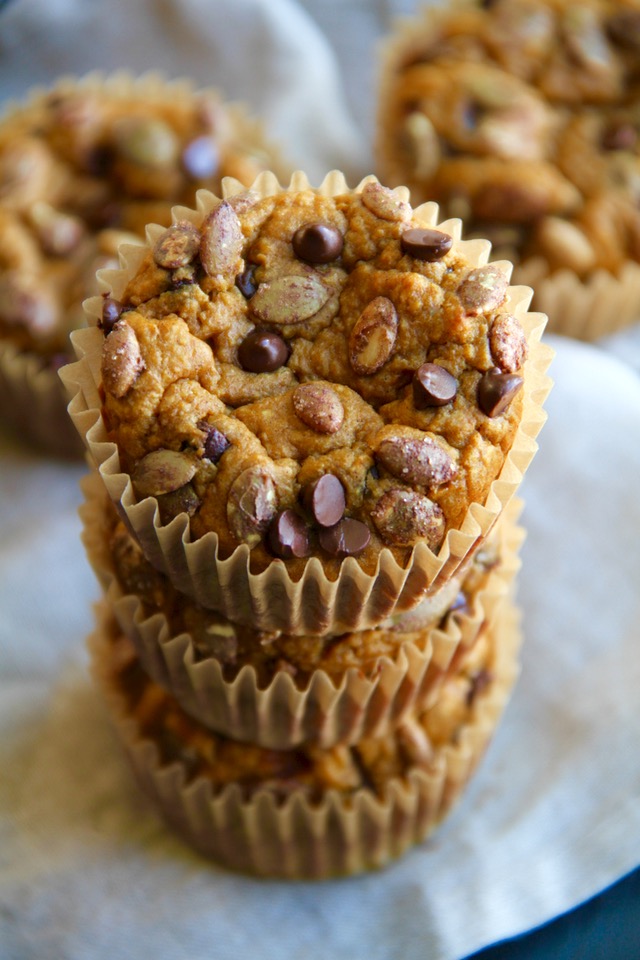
[377,0,640,338]
[81,467,524,747]
[62,171,551,633]
[89,596,521,878]
[0,72,286,456]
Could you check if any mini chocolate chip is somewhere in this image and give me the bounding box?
[601,121,637,152]
[292,222,344,263]
[401,228,453,261]
[607,11,640,50]
[303,474,346,527]
[449,591,469,616]
[477,368,523,417]
[48,352,73,372]
[203,426,231,463]
[235,264,258,298]
[101,297,123,334]
[413,363,458,408]
[318,518,371,558]
[85,144,114,177]
[181,135,219,180]
[237,328,289,373]
[268,510,311,559]
[466,668,493,707]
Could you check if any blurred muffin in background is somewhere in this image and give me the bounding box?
[0,72,287,457]
[377,0,640,339]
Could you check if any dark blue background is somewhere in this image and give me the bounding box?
[466,868,640,960]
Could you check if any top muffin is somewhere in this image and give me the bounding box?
[98,178,531,576]
[377,0,640,276]
[0,76,279,365]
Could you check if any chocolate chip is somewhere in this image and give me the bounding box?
[235,264,258,298]
[466,668,493,707]
[202,426,231,463]
[413,363,458,408]
[318,518,370,557]
[292,222,344,263]
[400,228,453,261]
[267,510,311,559]
[181,135,219,180]
[86,144,114,177]
[303,474,346,527]
[477,368,523,417]
[601,121,637,152]
[237,328,289,373]
[607,11,640,49]
[449,591,469,616]
[101,297,123,334]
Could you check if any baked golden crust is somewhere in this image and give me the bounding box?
[99,183,529,573]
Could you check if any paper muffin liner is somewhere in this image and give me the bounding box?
[376,4,640,343]
[88,597,522,879]
[0,343,83,458]
[514,259,640,342]
[0,71,287,458]
[80,466,524,748]
[61,169,552,634]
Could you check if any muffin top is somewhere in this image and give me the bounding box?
[110,626,494,800]
[99,179,530,575]
[378,0,640,276]
[0,77,279,361]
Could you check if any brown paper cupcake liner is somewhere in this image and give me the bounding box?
[0,343,83,458]
[88,597,522,879]
[514,259,640,342]
[61,170,552,634]
[0,71,287,458]
[376,4,640,343]
[80,467,524,748]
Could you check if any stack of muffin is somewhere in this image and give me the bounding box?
[62,170,552,878]
[0,73,284,457]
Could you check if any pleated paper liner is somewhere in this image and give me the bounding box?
[88,598,521,879]
[375,2,640,342]
[0,71,288,458]
[80,467,524,748]
[61,170,552,634]
[0,344,83,458]
[514,259,640,341]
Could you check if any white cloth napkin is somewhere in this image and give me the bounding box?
[1,2,640,958]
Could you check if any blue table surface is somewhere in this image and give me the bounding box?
[466,868,640,960]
